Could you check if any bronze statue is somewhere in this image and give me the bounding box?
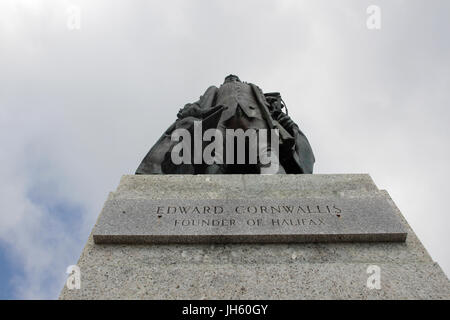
[136,75,315,174]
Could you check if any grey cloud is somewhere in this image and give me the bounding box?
[0,0,448,298]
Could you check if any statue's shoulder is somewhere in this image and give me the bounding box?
[206,85,219,90]
[248,82,265,95]
[198,85,218,99]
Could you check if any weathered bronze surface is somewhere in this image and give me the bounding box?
[136,75,315,174]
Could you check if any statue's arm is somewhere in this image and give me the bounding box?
[177,85,218,119]
[264,89,315,174]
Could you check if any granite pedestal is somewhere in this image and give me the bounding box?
[59,174,450,299]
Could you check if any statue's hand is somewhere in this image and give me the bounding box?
[177,104,202,119]
[276,113,296,134]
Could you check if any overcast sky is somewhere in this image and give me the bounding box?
[0,0,449,299]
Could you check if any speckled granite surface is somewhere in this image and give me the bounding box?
[59,174,450,299]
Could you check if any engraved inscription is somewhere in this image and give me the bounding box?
[93,197,408,244]
[152,203,343,229]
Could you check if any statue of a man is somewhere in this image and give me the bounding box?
[136,75,315,174]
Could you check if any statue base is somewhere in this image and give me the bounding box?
[59,174,449,299]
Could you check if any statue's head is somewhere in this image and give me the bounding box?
[224,74,241,83]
